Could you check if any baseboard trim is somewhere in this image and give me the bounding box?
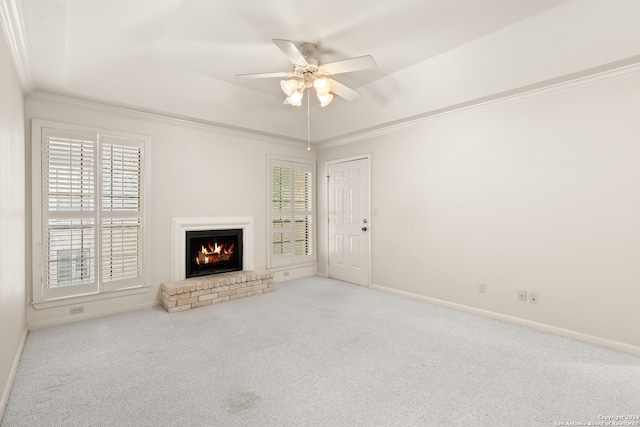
[370,284,640,357]
[27,301,161,331]
[1,326,27,422]
[270,264,318,283]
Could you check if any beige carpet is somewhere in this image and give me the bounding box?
[2,277,639,426]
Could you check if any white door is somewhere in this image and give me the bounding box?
[328,158,370,286]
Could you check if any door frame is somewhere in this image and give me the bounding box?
[325,154,372,287]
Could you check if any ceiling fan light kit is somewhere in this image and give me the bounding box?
[237,39,376,150]
[237,39,376,107]
[281,75,333,107]
[317,92,333,107]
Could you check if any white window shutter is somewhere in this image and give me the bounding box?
[42,128,98,298]
[38,127,147,301]
[101,218,142,283]
[101,142,142,211]
[271,161,293,265]
[46,218,95,288]
[293,163,313,262]
[99,135,144,289]
[270,159,314,267]
[45,135,95,211]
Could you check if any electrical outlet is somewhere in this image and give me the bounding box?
[478,283,486,293]
[518,290,527,301]
[70,306,84,315]
[283,271,290,277]
[530,292,539,304]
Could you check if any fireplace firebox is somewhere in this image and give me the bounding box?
[185,229,243,278]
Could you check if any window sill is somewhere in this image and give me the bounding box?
[31,285,152,310]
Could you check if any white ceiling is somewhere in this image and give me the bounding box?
[14,0,640,146]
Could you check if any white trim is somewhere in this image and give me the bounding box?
[371,283,640,357]
[316,60,640,150]
[31,285,152,311]
[0,327,27,422]
[25,60,640,151]
[170,217,254,281]
[0,0,33,92]
[27,300,160,331]
[266,154,316,164]
[31,119,150,153]
[270,263,317,283]
[325,155,372,287]
[325,154,372,165]
[30,119,152,304]
[28,92,308,149]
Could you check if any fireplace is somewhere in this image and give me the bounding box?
[171,217,253,281]
[185,229,243,278]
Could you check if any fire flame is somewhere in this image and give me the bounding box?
[195,241,234,265]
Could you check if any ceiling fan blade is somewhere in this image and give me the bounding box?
[329,79,360,101]
[272,38,308,66]
[321,55,376,75]
[236,71,295,79]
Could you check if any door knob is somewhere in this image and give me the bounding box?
[362,227,368,232]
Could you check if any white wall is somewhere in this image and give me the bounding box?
[317,70,640,350]
[316,0,640,141]
[0,25,27,419]
[25,94,315,328]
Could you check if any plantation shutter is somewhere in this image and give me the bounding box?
[270,159,314,267]
[42,128,98,297]
[293,163,313,262]
[40,127,146,300]
[100,135,144,289]
[271,161,293,265]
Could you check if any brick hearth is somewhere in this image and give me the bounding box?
[161,269,274,313]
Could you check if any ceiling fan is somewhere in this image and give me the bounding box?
[236,39,376,107]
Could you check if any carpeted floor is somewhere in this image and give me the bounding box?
[2,277,639,426]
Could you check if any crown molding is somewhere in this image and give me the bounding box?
[24,55,640,152]
[0,0,34,92]
[27,91,310,149]
[316,57,640,150]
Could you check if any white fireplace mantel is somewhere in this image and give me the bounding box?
[171,217,254,281]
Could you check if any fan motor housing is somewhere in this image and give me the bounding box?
[300,42,317,58]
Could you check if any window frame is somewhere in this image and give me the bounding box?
[31,119,151,307]
[267,155,316,269]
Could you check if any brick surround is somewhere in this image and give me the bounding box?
[161,269,274,313]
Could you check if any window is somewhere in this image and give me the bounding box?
[269,158,315,267]
[32,121,150,303]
